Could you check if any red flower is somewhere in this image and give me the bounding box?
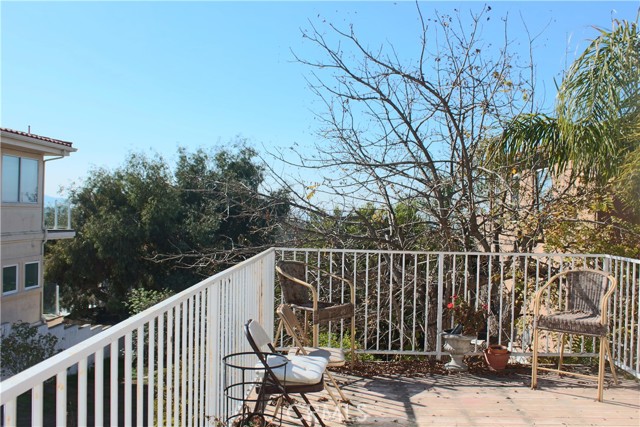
[447,302,454,309]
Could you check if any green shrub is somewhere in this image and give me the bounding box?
[1,322,59,376]
[317,331,375,362]
[125,287,174,315]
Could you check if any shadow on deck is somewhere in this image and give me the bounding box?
[272,362,639,426]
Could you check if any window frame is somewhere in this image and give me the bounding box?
[536,167,553,196]
[2,264,19,295]
[24,261,40,290]
[1,154,39,204]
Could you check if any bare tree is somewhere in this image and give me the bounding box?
[269,5,551,254]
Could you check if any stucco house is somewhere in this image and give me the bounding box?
[1,127,76,325]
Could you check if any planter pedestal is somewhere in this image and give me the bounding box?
[442,334,475,372]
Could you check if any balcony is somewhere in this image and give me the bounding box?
[44,201,75,240]
[1,249,638,426]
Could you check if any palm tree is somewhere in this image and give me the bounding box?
[496,17,639,187]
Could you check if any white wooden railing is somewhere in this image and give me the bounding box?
[1,248,638,426]
[0,249,275,426]
[276,249,640,379]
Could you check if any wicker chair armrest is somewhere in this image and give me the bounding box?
[533,271,566,317]
[600,272,617,322]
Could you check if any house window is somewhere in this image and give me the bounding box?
[2,155,39,203]
[536,168,552,197]
[2,265,18,294]
[25,262,40,289]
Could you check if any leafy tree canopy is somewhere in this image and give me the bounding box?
[46,143,290,320]
[496,18,639,185]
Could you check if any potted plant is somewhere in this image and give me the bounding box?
[484,344,511,370]
[442,294,487,371]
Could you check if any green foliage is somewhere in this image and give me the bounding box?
[541,188,640,258]
[1,322,59,376]
[125,287,174,315]
[317,331,374,362]
[488,18,640,256]
[498,18,640,185]
[46,142,290,320]
[614,146,640,218]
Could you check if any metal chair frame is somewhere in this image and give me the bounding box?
[531,268,619,402]
[277,304,352,421]
[244,319,327,427]
[275,260,356,361]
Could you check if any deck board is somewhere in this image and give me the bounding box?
[268,367,639,426]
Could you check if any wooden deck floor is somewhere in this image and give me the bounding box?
[270,365,639,426]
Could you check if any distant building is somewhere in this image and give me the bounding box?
[1,128,77,324]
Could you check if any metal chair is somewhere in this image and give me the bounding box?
[277,304,352,421]
[244,319,327,427]
[531,268,619,401]
[275,260,356,360]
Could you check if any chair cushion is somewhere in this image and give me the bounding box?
[287,346,346,367]
[537,311,607,336]
[259,354,328,385]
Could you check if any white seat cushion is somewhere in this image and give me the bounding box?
[258,354,327,385]
[287,347,346,367]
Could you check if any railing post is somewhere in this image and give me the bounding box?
[55,285,60,315]
[53,201,59,230]
[436,253,444,360]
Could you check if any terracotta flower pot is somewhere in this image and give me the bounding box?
[484,344,510,370]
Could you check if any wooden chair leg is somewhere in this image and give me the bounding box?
[326,369,351,405]
[313,323,320,347]
[274,319,284,347]
[558,333,566,373]
[351,315,357,364]
[531,327,540,389]
[603,337,619,385]
[272,396,284,422]
[324,376,350,421]
[597,336,606,402]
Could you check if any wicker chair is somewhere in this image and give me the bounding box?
[275,260,356,360]
[531,269,619,401]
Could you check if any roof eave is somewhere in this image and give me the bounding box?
[1,131,77,156]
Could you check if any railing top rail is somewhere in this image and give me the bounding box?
[275,247,640,263]
[0,247,275,405]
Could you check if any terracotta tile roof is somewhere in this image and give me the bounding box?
[0,127,73,148]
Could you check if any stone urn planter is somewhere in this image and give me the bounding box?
[484,344,511,370]
[442,333,475,372]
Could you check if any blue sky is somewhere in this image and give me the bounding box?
[2,1,638,197]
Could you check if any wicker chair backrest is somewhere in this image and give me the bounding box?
[565,270,609,314]
[277,261,311,306]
